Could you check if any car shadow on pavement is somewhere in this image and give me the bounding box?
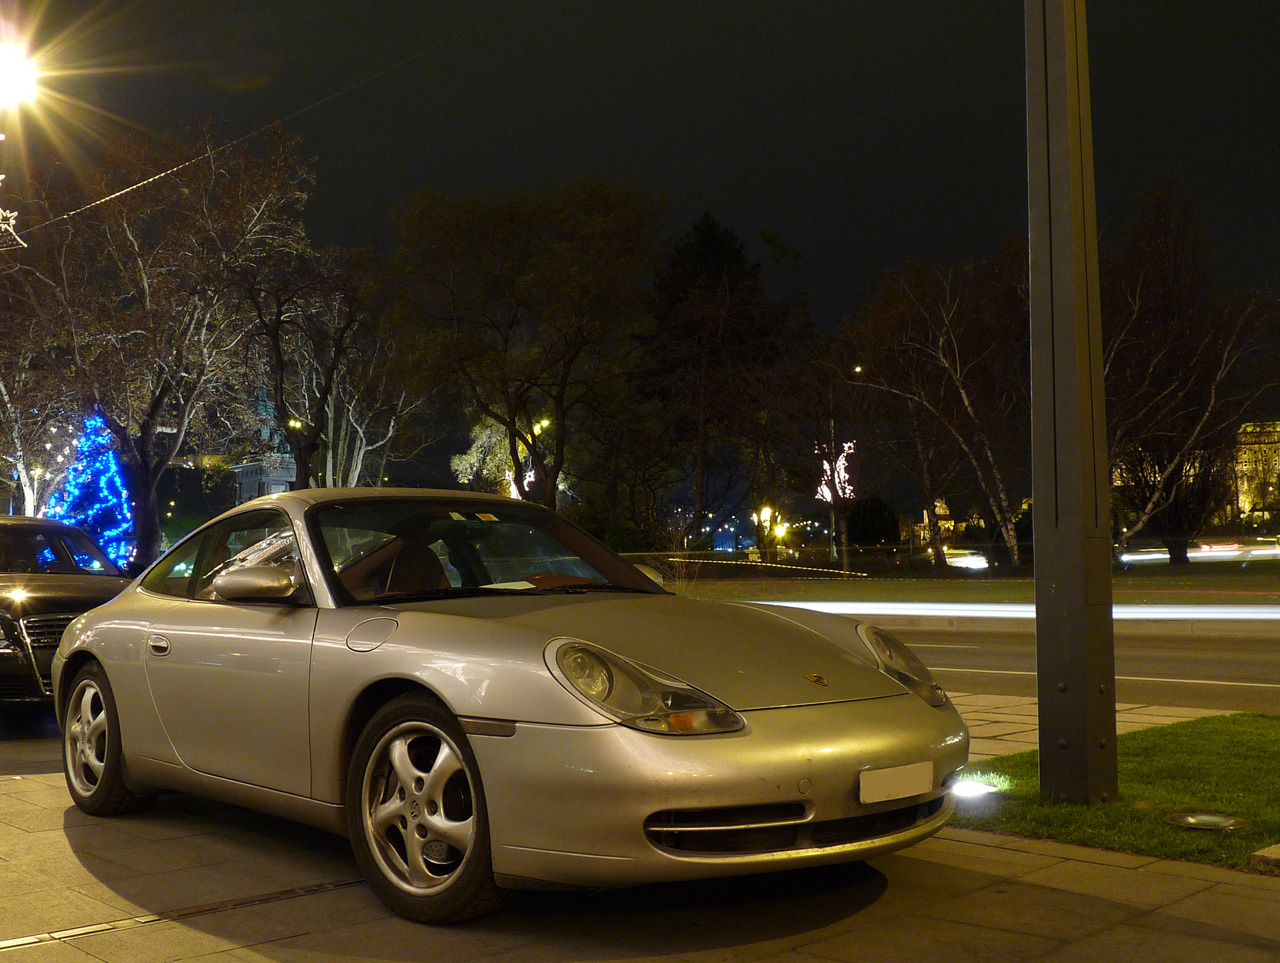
[487,861,891,956]
[53,790,891,961]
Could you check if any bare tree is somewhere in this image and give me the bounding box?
[1103,183,1275,561]
[321,334,435,488]
[393,179,660,509]
[848,244,1030,567]
[0,264,80,513]
[886,401,966,569]
[238,249,369,489]
[12,128,310,562]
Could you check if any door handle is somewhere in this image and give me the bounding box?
[147,635,172,657]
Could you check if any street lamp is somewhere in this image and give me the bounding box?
[0,44,37,108]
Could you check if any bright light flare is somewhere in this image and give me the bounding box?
[0,44,37,108]
[925,547,991,570]
[952,779,1000,799]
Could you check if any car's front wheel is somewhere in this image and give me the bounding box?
[346,693,506,923]
[63,661,142,815]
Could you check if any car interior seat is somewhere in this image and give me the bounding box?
[383,539,451,595]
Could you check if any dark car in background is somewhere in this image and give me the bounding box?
[0,517,131,706]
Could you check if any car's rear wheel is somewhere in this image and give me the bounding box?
[346,693,507,923]
[63,662,142,815]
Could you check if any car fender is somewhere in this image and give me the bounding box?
[308,608,607,804]
[56,590,181,767]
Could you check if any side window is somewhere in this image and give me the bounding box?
[190,510,300,601]
[141,536,204,598]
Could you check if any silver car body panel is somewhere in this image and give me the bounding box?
[53,488,970,891]
[476,694,966,886]
[125,754,345,835]
[401,593,906,709]
[144,600,318,796]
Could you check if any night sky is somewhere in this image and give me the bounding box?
[25,1,1280,320]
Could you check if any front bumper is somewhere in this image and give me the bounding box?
[473,693,968,888]
[0,615,64,704]
[0,647,49,703]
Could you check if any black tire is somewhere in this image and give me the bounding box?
[346,693,507,924]
[63,661,142,816]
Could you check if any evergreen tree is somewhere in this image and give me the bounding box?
[44,415,135,565]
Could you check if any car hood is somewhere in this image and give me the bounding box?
[0,573,131,618]
[396,593,905,710]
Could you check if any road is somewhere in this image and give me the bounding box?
[891,624,1280,713]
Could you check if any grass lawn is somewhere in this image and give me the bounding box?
[952,713,1280,872]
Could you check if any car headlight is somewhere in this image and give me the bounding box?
[548,639,744,735]
[857,624,948,707]
[0,616,17,653]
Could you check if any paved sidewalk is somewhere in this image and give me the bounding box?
[948,693,1228,760]
[1,707,1276,962]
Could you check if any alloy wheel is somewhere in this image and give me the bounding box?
[360,720,477,896]
[64,678,109,798]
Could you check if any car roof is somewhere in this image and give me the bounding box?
[0,515,84,531]
[237,487,527,511]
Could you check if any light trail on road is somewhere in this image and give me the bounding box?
[765,601,1280,620]
[933,666,1280,689]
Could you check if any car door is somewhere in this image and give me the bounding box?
[142,509,317,797]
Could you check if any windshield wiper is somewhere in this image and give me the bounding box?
[374,586,534,603]
[536,583,656,594]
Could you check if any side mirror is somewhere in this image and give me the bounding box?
[634,563,664,587]
[212,564,298,603]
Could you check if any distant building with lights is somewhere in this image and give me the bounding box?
[911,498,954,546]
[229,454,296,504]
[1236,421,1280,526]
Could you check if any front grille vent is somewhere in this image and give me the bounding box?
[19,614,75,650]
[17,613,76,692]
[644,803,808,854]
[0,676,39,699]
[644,797,945,856]
[809,796,946,848]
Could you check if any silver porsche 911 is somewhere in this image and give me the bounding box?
[54,489,968,924]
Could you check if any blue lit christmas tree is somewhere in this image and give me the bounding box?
[44,415,135,565]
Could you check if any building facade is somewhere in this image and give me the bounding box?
[1236,421,1280,527]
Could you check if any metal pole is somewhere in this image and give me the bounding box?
[829,414,838,563]
[1026,0,1118,803]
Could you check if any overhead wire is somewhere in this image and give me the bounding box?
[15,0,531,239]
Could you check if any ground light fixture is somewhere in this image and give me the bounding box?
[1164,812,1248,831]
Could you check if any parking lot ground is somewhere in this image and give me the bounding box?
[2,707,1277,963]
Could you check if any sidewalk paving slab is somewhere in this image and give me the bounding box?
[3,706,1278,962]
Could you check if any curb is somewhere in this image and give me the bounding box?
[1251,843,1280,871]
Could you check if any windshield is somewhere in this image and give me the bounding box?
[0,526,122,577]
[310,497,661,605]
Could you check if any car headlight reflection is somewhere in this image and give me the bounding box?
[550,640,744,735]
[857,624,948,707]
[560,646,614,701]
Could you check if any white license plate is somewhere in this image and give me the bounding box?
[859,761,934,804]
